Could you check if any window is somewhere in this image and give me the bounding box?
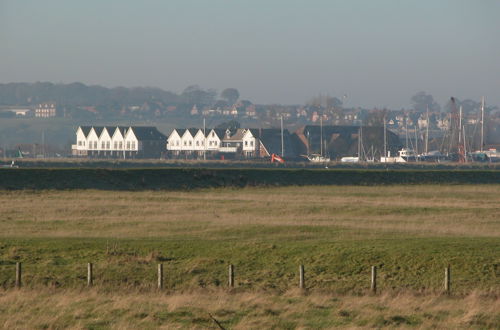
[196,141,199,146]
[212,132,215,137]
[189,141,192,146]
[250,141,254,146]
[101,141,105,149]
[176,141,179,146]
[131,141,135,149]
[184,141,187,146]
[114,141,118,149]
[106,141,110,149]
[119,142,123,149]
[245,141,248,146]
[78,141,82,146]
[127,141,130,149]
[94,141,98,149]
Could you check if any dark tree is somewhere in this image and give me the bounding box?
[411,92,441,112]
[181,85,216,106]
[221,88,240,105]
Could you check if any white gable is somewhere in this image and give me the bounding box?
[180,130,195,150]
[206,129,222,150]
[193,129,206,150]
[111,127,127,150]
[167,129,183,151]
[87,128,100,150]
[99,127,112,150]
[75,127,88,150]
[124,127,139,151]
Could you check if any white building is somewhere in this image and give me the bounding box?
[72,126,166,158]
[35,103,57,118]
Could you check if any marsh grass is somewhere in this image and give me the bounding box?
[0,289,498,329]
[0,185,499,328]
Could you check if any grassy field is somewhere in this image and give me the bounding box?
[0,185,499,328]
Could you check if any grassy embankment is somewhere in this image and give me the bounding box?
[1,168,500,190]
[0,185,499,328]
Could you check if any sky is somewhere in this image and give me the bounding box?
[1,0,499,108]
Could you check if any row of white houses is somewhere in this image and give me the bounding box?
[166,128,276,158]
[73,126,293,159]
[72,126,167,158]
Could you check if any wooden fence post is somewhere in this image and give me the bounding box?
[15,262,21,289]
[444,265,450,294]
[228,264,234,287]
[299,265,305,289]
[158,264,163,290]
[371,266,377,293]
[87,263,93,287]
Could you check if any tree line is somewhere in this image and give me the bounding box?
[0,82,240,109]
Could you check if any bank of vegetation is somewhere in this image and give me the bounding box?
[0,167,499,190]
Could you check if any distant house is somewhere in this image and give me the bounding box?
[245,128,294,158]
[35,103,57,118]
[180,128,198,155]
[72,126,166,158]
[111,127,128,157]
[164,126,295,159]
[206,129,226,151]
[190,105,199,116]
[166,129,185,156]
[74,126,92,156]
[98,127,113,156]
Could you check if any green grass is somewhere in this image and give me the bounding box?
[0,185,498,294]
[0,185,498,328]
[1,235,498,293]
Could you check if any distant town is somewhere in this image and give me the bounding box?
[0,82,499,162]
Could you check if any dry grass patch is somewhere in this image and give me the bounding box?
[0,289,499,329]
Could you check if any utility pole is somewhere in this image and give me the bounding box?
[405,115,409,149]
[320,116,323,157]
[425,105,429,155]
[280,115,284,157]
[383,115,387,158]
[480,96,485,152]
[415,125,419,158]
[203,117,206,160]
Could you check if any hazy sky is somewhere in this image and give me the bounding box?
[1,1,499,108]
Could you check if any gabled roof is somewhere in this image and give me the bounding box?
[224,128,246,141]
[129,126,167,140]
[174,128,186,137]
[248,128,292,155]
[78,126,92,137]
[187,128,199,137]
[100,126,114,137]
[92,126,104,136]
[110,126,128,138]
[207,129,227,138]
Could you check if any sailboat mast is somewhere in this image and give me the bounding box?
[280,115,284,157]
[425,105,429,155]
[405,116,408,149]
[320,117,323,157]
[459,106,462,146]
[480,96,485,152]
[203,117,206,160]
[383,115,387,157]
[414,125,418,156]
[463,124,468,163]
